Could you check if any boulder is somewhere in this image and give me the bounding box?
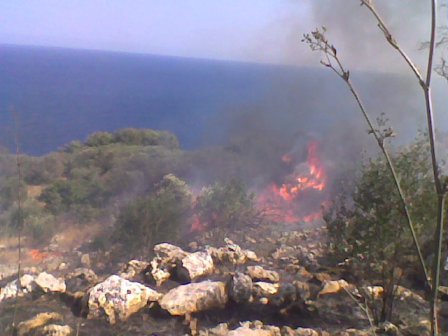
[177,251,214,282]
[154,243,189,261]
[119,260,150,280]
[40,324,73,336]
[208,238,259,265]
[88,275,161,324]
[0,274,36,302]
[318,279,349,296]
[229,272,253,303]
[246,266,279,283]
[16,312,63,336]
[252,282,279,297]
[227,321,281,336]
[35,272,66,293]
[159,281,228,315]
[150,258,171,287]
[376,322,399,336]
[282,327,328,336]
[150,243,189,286]
[199,323,229,336]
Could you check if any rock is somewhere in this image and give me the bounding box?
[376,321,399,336]
[246,266,280,283]
[119,260,150,280]
[282,326,326,336]
[227,321,281,336]
[88,275,161,324]
[58,263,68,271]
[438,285,448,300]
[189,241,199,251]
[253,282,279,296]
[154,243,189,261]
[208,238,259,265]
[394,285,426,304]
[361,286,383,299]
[41,324,73,336]
[335,330,370,336]
[0,274,36,302]
[199,323,229,336]
[159,281,228,315]
[177,251,214,282]
[318,279,349,296]
[311,273,332,285]
[229,272,253,303]
[16,312,63,336]
[401,320,431,336]
[35,272,66,293]
[80,253,91,267]
[150,243,189,286]
[150,258,171,287]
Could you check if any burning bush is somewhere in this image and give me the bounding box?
[195,179,261,230]
[113,174,193,252]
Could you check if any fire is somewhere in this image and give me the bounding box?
[191,214,205,232]
[259,140,328,223]
[29,249,49,262]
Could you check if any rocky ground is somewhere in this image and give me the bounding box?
[0,222,447,336]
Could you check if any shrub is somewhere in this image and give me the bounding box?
[195,179,261,230]
[325,136,439,265]
[113,174,193,251]
[3,200,55,243]
[323,135,446,322]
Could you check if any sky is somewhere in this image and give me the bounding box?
[0,1,441,71]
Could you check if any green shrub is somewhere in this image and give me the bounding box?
[325,135,441,274]
[195,179,261,230]
[4,200,55,243]
[113,174,193,251]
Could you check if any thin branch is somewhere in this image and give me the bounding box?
[358,2,446,334]
[360,0,426,88]
[343,287,376,335]
[10,107,24,334]
[302,29,430,287]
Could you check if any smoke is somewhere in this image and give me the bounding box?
[248,1,435,73]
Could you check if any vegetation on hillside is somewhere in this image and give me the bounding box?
[0,128,262,248]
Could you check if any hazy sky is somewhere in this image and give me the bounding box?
[0,1,438,71]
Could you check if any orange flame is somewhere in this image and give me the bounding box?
[258,140,328,223]
[190,214,205,232]
[29,249,49,262]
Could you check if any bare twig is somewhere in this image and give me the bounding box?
[302,28,430,288]
[360,0,426,88]
[10,107,24,333]
[343,286,376,335]
[357,2,446,334]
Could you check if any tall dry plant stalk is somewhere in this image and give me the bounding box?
[304,1,447,334]
[10,107,24,334]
